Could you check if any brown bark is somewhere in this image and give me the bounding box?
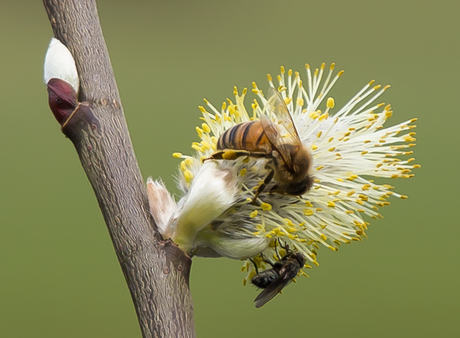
[42,1,195,337]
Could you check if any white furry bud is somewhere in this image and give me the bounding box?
[170,161,238,255]
[146,178,177,239]
[44,38,79,92]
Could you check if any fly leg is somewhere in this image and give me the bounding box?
[250,253,275,275]
[249,258,259,275]
[259,253,275,269]
[277,239,293,260]
[273,238,281,261]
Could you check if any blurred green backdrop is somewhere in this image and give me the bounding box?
[0,0,458,337]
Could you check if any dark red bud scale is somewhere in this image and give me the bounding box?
[47,78,78,125]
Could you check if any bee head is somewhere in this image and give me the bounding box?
[285,175,313,196]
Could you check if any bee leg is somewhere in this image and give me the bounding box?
[203,149,268,162]
[269,183,279,194]
[252,168,275,202]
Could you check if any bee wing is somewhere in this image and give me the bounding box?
[254,276,289,308]
[261,87,301,170]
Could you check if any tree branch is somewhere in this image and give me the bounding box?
[43,1,195,337]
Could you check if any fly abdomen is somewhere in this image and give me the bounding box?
[251,269,279,289]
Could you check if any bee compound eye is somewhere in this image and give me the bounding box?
[285,176,313,196]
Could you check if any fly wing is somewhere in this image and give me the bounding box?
[260,87,301,170]
[254,275,289,308]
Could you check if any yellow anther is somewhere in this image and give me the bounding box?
[172,152,182,158]
[327,97,335,108]
[201,141,211,150]
[250,210,258,218]
[319,113,329,121]
[309,112,319,119]
[327,201,336,207]
[191,144,204,153]
[261,203,272,211]
[404,135,416,142]
[202,123,211,133]
[184,170,193,183]
[240,168,247,176]
[303,209,314,216]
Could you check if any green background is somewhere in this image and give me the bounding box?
[1,0,458,337]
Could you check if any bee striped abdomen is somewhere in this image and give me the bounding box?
[217,121,271,152]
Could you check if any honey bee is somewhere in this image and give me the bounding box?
[204,87,313,201]
[251,243,306,308]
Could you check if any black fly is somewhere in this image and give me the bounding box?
[251,241,306,308]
